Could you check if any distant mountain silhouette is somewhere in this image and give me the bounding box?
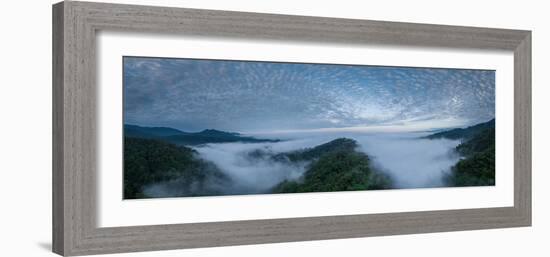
[124,124,279,145]
[196,129,241,137]
[273,138,359,163]
[425,119,495,140]
[124,124,187,138]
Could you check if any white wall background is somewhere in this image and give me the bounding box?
[0,0,547,256]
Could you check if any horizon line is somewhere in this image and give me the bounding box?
[124,117,494,135]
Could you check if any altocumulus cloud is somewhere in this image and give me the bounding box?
[123,57,495,132]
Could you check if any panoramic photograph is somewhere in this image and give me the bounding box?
[123,56,496,199]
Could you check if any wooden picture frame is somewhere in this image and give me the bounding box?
[52,1,531,256]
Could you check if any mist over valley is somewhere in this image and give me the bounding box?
[122,57,496,199]
[124,119,495,199]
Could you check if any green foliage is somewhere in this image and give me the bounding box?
[123,137,230,199]
[275,138,358,162]
[445,128,495,187]
[456,128,495,156]
[124,137,393,199]
[426,119,496,187]
[446,148,495,186]
[272,138,391,193]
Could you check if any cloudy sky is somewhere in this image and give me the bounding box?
[123,56,495,133]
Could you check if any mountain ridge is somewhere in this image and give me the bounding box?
[125,124,187,138]
[124,124,279,145]
[425,118,495,140]
[272,138,392,193]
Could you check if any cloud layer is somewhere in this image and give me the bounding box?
[142,133,462,196]
[124,57,495,132]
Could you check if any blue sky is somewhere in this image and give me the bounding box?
[123,56,495,133]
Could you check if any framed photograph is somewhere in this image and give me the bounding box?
[52,1,531,256]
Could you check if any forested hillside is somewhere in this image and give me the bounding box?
[445,128,495,186]
[123,119,496,199]
[124,137,392,198]
[272,138,392,193]
[425,119,496,187]
[124,137,231,198]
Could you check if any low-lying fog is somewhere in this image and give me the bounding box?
[190,132,462,194]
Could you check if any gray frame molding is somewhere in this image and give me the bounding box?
[52,1,531,256]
